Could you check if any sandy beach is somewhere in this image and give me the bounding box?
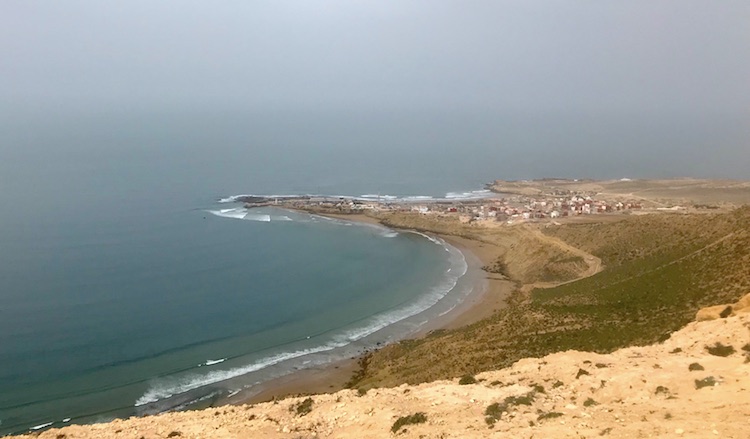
[233,211,515,405]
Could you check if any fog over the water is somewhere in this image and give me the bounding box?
[1,0,749,183]
[1,3,749,432]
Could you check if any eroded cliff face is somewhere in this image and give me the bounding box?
[10,307,750,439]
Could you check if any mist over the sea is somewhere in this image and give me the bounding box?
[1,0,749,434]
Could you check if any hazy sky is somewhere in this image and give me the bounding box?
[2,1,749,115]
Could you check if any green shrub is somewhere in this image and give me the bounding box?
[458,374,477,385]
[654,386,670,395]
[484,392,535,426]
[390,412,427,433]
[705,342,735,357]
[537,411,564,421]
[583,397,598,407]
[290,397,314,416]
[695,376,718,389]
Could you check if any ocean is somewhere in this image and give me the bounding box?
[0,107,739,434]
[0,109,494,434]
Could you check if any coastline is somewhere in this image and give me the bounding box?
[232,211,514,405]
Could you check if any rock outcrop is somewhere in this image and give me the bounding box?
[9,313,750,439]
[695,292,750,321]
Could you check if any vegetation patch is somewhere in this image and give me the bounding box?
[695,376,718,389]
[390,412,427,434]
[290,397,314,417]
[654,386,670,396]
[484,392,535,426]
[688,362,705,371]
[458,374,477,385]
[705,342,736,357]
[583,397,598,407]
[482,259,508,276]
[537,411,564,421]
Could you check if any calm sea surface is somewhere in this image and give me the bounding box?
[0,107,740,433]
[0,109,494,434]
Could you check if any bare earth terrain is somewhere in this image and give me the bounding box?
[490,178,750,208]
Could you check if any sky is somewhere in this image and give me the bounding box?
[2,0,749,115]
[1,1,749,184]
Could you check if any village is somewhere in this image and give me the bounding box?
[238,189,650,225]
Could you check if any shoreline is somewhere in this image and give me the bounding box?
[231,210,514,405]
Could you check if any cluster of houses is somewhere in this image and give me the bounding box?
[404,194,644,224]
[262,193,645,224]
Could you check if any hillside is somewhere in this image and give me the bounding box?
[374,212,598,286]
[11,305,750,438]
[349,207,750,388]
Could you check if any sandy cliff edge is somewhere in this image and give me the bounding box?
[10,304,750,439]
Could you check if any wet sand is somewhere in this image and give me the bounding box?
[233,211,514,405]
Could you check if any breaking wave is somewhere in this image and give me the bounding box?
[134,233,468,408]
[30,422,53,431]
[207,209,282,222]
[217,188,495,206]
[201,358,226,367]
[445,189,492,200]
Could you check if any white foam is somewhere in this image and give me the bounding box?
[135,344,346,406]
[408,231,444,246]
[330,247,467,344]
[209,208,247,219]
[30,422,53,430]
[245,214,271,222]
[62,418,71,423]
[445,189,492,200]
[438,303,459,316]
[381,231,399,238]
[218,194,252,203]
[359,194,398,201]
[219,194,306,203]
[204,358,226,366]
[135,226,469,409]
[208,209,272,222]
